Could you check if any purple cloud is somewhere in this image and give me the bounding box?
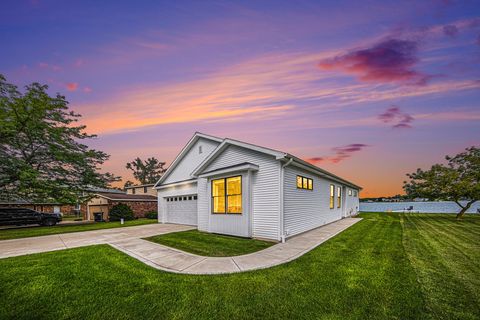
[378,106,414,129]
[443,24,459,37]
[307,143,369,164]
[319,39,430,85]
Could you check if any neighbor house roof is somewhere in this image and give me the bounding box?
[124,183,155,189]
[94,192,157,201]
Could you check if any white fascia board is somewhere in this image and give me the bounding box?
[155,179,198,190]
[198,163,259,178]
[191,139,286,177]
[289,159,362,190]
[153,132,223,188]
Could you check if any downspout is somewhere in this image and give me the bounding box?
[280,157,293,243]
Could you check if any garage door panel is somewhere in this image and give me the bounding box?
[166,196,197,226]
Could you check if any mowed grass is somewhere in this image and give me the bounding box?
[0,212,478,319]
[0,219,157,240]
[144,230,274,256]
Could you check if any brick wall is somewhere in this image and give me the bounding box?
[0,203,80,214]
[110,201,157,218]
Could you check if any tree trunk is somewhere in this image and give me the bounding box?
[455,200,476,219]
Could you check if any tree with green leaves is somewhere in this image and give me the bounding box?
[0,74,119,204]
[404,146,479,219]
[126,157,166,185]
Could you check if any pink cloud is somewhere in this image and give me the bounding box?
[307,143,369,164]
[66,82,79,91]
[443,25,459,37]
[378,106,414,129]
[319,39,430,85]
[74,59,85,67]
[83,86,92,93]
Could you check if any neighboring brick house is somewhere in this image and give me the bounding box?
[85,191,157,221]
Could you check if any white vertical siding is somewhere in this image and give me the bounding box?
[197,178,209,231]
[163,138,220,184]
[284,165,352,237]
[344,187,360,216]
[203,145,281,241]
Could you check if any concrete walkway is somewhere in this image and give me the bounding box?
[110,217,361,274]
[0,218,361,274]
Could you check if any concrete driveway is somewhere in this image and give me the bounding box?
[0,223,195,259]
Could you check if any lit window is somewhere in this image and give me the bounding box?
[348,189,352,196]
[337,186,342,208]
[330,185,334,209]
[297,175,313,190]
[212,176,242,214]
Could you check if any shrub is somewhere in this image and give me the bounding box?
[145,211,158,219]
[109,203,134,221]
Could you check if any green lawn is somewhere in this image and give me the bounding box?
[145,230,274,256]
[0,212,478,320]
[0,219,157,240]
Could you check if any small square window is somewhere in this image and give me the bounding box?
[175,197,178,201]
[179,197,182,201]
[348,189,352,196]
[183,196,187,201]
[188,196,192,200]
[166,198,169,202]
[194,195,197,200]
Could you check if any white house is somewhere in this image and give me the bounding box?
[154,132,361,242]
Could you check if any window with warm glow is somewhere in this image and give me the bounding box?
[348,189,352,196]
[212,176,242,214]
[330,184,334,209]
[337,186,342,208]
[297,175,313,190]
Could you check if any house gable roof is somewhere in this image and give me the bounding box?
[191,138,287,177]
[191,137,362,190]
[153,132,223,188]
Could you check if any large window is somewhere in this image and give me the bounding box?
[337,186,342,208]
[212,176,242,214]
[329,184,335,209]
[296,175,313,190]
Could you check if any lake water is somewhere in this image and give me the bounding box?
[360,201,480,214]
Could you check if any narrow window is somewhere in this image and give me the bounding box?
[212,178,226,213]
[132,188,136,195]
[144,186,147,193]
[354,190,358,197]
[337,186,342,208]
[297,176,303,188]
[193,195,197,200]
[308,179,313,190]
[212,176,242,214]
[199,145,203,154]
[226,176,242,213]
[329,185,335,209]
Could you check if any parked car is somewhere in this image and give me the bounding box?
[0,208,62,226]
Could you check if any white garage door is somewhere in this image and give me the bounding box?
[166,195,198,226]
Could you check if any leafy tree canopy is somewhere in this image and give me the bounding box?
[0,75,120,204]
[404,146,480,219]
[126,157,166,185]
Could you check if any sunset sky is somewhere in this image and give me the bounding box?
[1,0,479,197]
